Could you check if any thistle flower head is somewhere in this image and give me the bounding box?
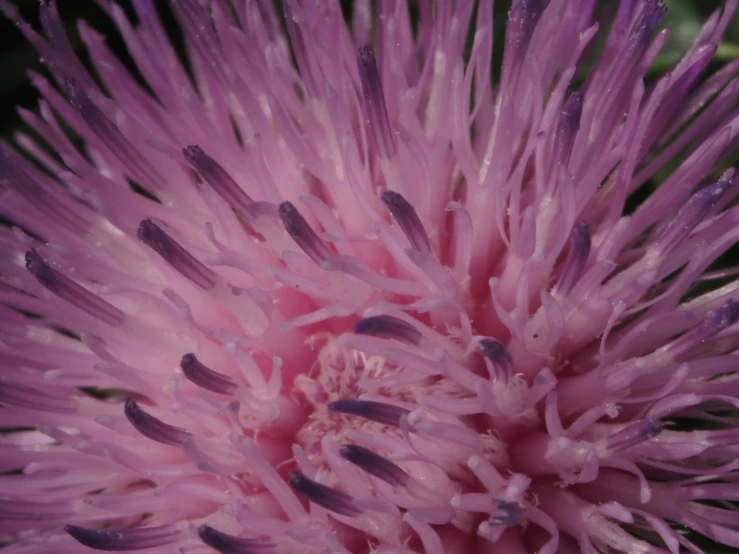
[1,1,739,553]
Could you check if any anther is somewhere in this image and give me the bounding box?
[124,398,191,446]
[288,471,362,516]
[381,190,431,254]
[138,219,217,290]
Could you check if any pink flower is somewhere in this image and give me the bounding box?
[1,0,739,552]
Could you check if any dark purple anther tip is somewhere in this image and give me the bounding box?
[339,444,409,487]
[656,175,734,254]
[510,0,548,20]
[137,219,160,243]
[507,0,548,45]
[288,471,362,517]
[561,91,585,118]
[357,45,375,66]
[380,190,431,254]
[492,500,525,526]
[553,91,584,169]
[124,397,191,447]
[183,145,254,220]
[137,219,217,290]
[197,525,274,554]
[278,201,332,264]
[353,315,422,345]
[669,299,739,359]
[629,0,667,48]
[357,45,396,159]
[64,79,165,191]
[180,353,237,395]
[605,419,662,453]
[64,79,92,115]
[39,1,61,39]
[64,79,106,131]
[708,299,739,332]
[64,524,180,551]
[328,399,410,428]
[25,249,125,327]
[556,222,591,295]
[39,1,76,62]
[479,338,514,382]
[25,249,54,287]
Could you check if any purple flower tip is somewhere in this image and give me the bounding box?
[180,353,237,395]
[710,298,739,330]
[124,397,191,446]
[357,45,396,159]
[288,471,362,516]
[357,45,375,66]
[553,92,585,168]
[25,248,51,282]
[380,190,431,253]
[339,444,410,487]
[479,338,514,382]
[556,222,591,294]
[63,79,88,111]
[278,201,332,264]
[138,219,217,290]
[183,145,254,220]
[630,0,667,46]
[197,525,274,554]
[353,314,422,345]
[328,399,410,427]
[25,249,125,326]
[493,500,525,526]
[64,524,180,551]
[605,419,663,453]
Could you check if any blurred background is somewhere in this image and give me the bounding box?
[0,1,737,141]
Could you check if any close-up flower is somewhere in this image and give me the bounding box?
[1,0,739,552]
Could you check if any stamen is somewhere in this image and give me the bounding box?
[653,174,734,254]
[478,338,514,382]
[287,471,362,517]
[25,249,124,327]
[552,91,584,169]
[357,45,396,159]
[183,146,254,220]
[180,353,237,395]
[353,315,422,345]
[328,399,410,427]
[492,500,525,526]
[604,419,662,453]
[339,444,409,487]
[629,0,667,49]
[671,299,739,356]
[380,190,432,254]
[555,222,591,295]
[64,525,181,551]
[708,299,739,331]
[64,80,163,191]
[137,219,217,290]
[197,525,274,554]
[505,0,548,64]
[124,398,191,446]
[278,202,332,264]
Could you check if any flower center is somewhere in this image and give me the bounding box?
[293,335,411,464]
